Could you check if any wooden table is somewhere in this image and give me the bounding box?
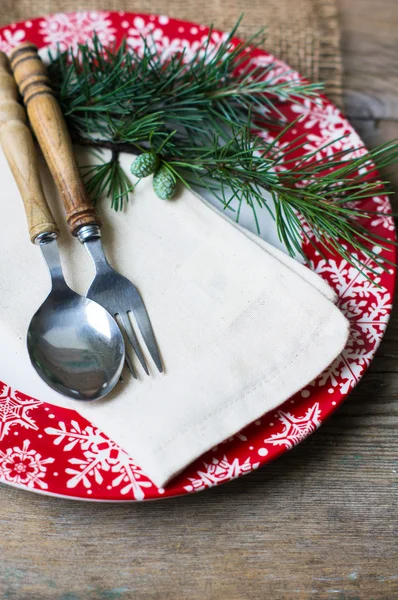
[1,2,397,598]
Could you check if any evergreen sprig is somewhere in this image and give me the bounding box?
[46,22,398,271]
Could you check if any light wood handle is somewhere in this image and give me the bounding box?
[9,42,101,236]
[0,51,59,242]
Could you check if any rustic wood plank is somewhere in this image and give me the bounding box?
[1,404,397,600]
[349,118,398,198]
[1,2,398,600]
[341,0,398,120]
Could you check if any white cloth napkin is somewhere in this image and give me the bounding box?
[0,150,349,488]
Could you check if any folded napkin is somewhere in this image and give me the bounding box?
[0,150,349,488]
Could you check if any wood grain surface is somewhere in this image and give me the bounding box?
[0,51,59,242]
[0,2,398,599]
[9,42,100,236]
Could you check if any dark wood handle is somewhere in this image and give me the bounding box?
[9,42,101,236]
[0,51,59,242]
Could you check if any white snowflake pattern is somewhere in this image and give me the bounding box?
[173,30,233,64]
[184,455,259,492]
[369,196,395,231]
[127,18,231,63]
[252,54,301,87]
[0,385,42,441]
[313,253,392,393]
[190,30,232,61]
[291,98,370,172]
[0,28,25,54]
[297,106,370,178]
[291,98,343,132]
[39,11,116,50]
[0,440,54,489]
[126,16,167,54]
[45,420,154,499]
[109,452,153,499]
[303,129,368,165]
[263,403,322,449]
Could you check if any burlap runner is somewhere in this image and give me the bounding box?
[0,0,342,107]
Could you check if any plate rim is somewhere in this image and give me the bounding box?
[0,9,395,502]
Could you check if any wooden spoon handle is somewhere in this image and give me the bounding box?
[9,42,101,236]
[0,51,59,243]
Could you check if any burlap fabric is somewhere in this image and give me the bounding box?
[0,0,342,106]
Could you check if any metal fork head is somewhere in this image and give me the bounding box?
[83,237,163,377]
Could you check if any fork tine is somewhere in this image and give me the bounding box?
[124,351,137,379]
[119,313,149,375]
[130,304,163,373]
[115,315,137,378]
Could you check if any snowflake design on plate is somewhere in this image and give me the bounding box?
[184,455,260,492]
[252,54,303,88]
[127,16,232,63]
[313,252,392,394]
[0,440,54,489]
[0,28,25,54]
[187,30,232,62]
[45,420,154,500]
[303,129,368,165]
[39,11,116,50]
[291,98,369,174]
[263,403,322,449]
[294,103,370,176]
[369,196,395,231]
[0,384,42,441]
[126,16,167,54]
[291,98,344,133]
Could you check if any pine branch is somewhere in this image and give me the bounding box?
[48,24,321,138]
[81,149,133,210]
[46,23,398,273]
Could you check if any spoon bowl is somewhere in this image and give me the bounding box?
[27,234,125,401]
[28,287,125,400]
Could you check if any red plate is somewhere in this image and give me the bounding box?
[0,11,395,501]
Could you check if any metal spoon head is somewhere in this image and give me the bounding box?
[27,289,125,401]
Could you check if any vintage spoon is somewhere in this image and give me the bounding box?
[10,42,163,379]
[0,52,125,400]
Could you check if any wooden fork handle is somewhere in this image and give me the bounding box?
[9,42,101,236]
[0,51,59,242]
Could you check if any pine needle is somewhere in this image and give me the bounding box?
[46,23,398,272]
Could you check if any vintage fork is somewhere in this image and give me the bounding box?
[10,42,163,377]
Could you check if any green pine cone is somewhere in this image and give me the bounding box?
[130,152,159,178]
[153,166,177,200]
